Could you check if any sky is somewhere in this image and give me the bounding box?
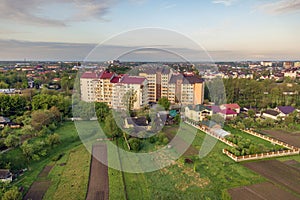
[0,0,300,61]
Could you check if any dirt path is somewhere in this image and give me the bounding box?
[23,165,53,200]
[86,143,109,200]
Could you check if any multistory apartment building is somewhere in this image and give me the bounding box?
[81,67,204,108]
[169,74,204,105]
[80,71,148,110]
[139,69,157,102]
[112,75,148,110]
[139,66,204,105]
[80,71,98,102]
[139,66,172,102]
[94,71,114,107]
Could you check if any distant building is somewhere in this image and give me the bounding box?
[260,61,273,67]
[284,71,297,79]
[283,61,293,69]
[294,62,300,68]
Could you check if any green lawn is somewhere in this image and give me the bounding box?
[44,145,91,200]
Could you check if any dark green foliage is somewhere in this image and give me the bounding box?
[128,138,141,151]
[0,94,27,117]
[158,97,171,110]
[95,102,110,122]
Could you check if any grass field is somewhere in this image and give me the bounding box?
[108,123,266,199]
[43,145,90,200]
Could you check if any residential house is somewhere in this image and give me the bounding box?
[275,106,296,117]
[0,116,10,128]
[0,169,12,183]
[261,110,280,120]
[184,105,212,122]
[124,117,151,131]
[218,109,238,120]
[220,104,241,114]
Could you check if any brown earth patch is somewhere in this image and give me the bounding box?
[86,143,109,200]
[23,181,51,200]
[229,182,299,200]
[38,166,53,178]
[243,160,300,195]
[261,130,300,148]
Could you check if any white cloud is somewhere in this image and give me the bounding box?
[212,0,237,6]
[256,0,300,15]
[0,0,119,27]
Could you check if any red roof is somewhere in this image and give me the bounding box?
[120,75,146,85]
[110,77,120,83]
[220,109,237,115]
[222,104,240,110]
[81,72,98,79]
[100,71,114,79]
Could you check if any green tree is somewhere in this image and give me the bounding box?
[104,113,121,138]
[0,81,9,88]
[1,126,12,138]
[4,134,20,148]
[247,109,255,119]
[21,125,35,136]
[158,97,171,110]
[21,141,35,162]
[95,102,110,122]
[123,89,137,113]
[31,110,52,131]
[46,133,60,147]
[2,187,21,200]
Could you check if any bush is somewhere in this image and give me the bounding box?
[128,138,141,151]
[162,137,169,145]
[148,136,157,143]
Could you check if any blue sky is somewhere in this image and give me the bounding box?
[0,0,300,61]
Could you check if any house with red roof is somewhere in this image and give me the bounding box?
[220,103,240,114]
[218,108,238,120]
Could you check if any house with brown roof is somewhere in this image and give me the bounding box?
[261,110,280,120]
